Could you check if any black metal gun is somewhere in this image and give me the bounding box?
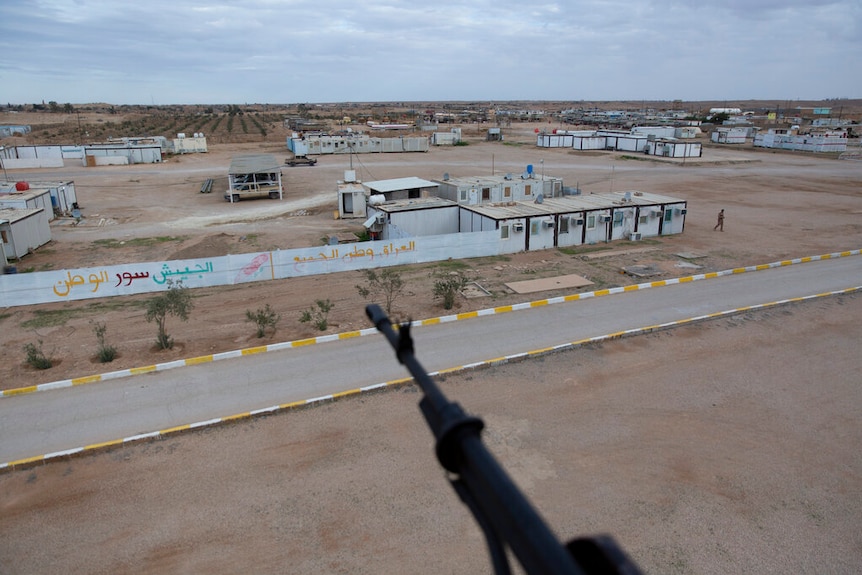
[366,304,643,575]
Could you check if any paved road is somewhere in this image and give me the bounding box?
[2,256,860,463]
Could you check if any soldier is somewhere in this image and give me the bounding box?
[714,209,725,231]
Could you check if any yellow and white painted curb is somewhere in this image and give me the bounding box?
[2,249,859,400]
[1,249,860,471]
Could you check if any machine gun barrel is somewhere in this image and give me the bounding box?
[365,304,642,575]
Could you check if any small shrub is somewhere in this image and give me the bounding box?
[356,269,406,315]
[24,340,52,369]
[299,299,334,331]
[433,273,469,310]
[92,321,117,363]
[246,304,280,338]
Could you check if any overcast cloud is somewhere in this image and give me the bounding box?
[1,0,860,105]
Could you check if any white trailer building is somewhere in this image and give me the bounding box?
[433,173,563,206]
[645,139,703,158]
[84,142,163,165]
[337,171,367,219]
[364,197,459,241]
[458,191,687,251]
[711,127,748,144]
[537,133,575,148]
[288,134,429,155]
[11,180,79,214]
[600,131,649,152]
[0,208,51,262]
[0,187,55,221]
[754,130,848,153]
[632,126,677,139]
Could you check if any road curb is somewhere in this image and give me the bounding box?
[3,249,859,400]
[3,283,859,472]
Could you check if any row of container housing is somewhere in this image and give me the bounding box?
[287,133,429,155]
[753,130,848,152]
[0,136,206,169]
[364,190,686,251]
[537,129,702,158]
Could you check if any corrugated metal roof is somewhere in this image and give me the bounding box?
[373,197,458,213]
[461,191,684,220]
[364,177,438,193]
[228,154,282,174]
[0,207,44,223]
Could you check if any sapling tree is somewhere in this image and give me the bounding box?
[145,280,194,350]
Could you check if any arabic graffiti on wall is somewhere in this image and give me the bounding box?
[0,232,505,308]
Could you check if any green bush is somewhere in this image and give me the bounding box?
[356,269,405,315]
[247,304,280,338]
[433,273,469,310]
[299,299,334,331]
[145,280,194,350]
[24,340,52,370]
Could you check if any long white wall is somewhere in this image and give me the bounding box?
[0,231,505,308]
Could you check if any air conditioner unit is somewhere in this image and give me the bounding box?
[600,215,611,223]
[512,222,524,232]
[630,232,642,241]
[571,217,584,226]
[375,212,386,224]
[543,220,554,228]
[651,209,663,217]
[676,208,687,215]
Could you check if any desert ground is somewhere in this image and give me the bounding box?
[1,121,861,574]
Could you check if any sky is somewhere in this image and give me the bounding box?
[1,0,860,106]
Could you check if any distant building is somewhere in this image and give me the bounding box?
[754,130,847,153]
[287,133,429,155]
[0,125,31,137]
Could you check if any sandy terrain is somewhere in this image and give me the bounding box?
[1,123,861,573]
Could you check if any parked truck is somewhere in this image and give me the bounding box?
[286,154,317,167]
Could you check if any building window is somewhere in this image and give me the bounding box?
[613,211,623,227]
[460,189,468,202]
[482,187,491,200]
[559,218,569,234]
[0,230,7,243]
[530,220,540,235]
[501,225,509,239]
[587,214,596,229]
[664,209,672,223]
[524,184,532,196]
[504,186,511,198]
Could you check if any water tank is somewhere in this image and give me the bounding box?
[15,181,30,191]
[369,194,386,205]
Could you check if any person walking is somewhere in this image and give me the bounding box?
[714,209,725,231]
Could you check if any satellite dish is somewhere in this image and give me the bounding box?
[535,193,544,204]
[443,172,450,181]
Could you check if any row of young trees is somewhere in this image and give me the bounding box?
[23,270,469,371]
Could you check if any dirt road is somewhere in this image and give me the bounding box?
[1,124,861,573]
